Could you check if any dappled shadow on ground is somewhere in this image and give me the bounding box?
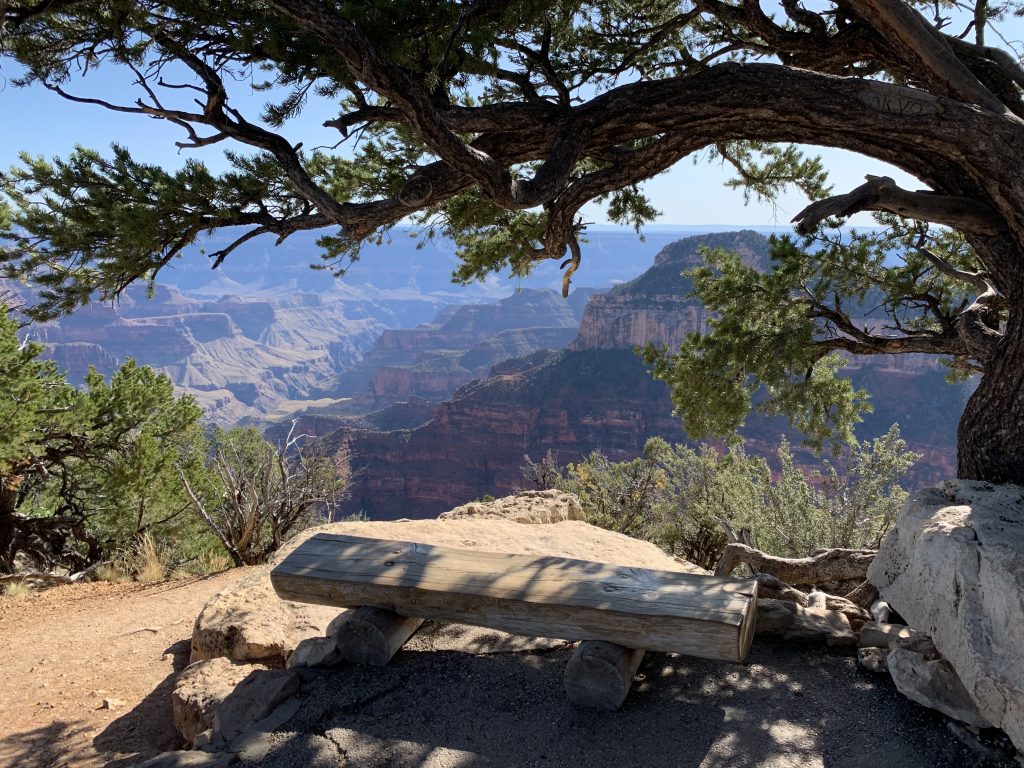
[266,533,1004,768]
[0,720,95,768]
[94,638,192,768]
[256,637,987,768]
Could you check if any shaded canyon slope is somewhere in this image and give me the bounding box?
[324,231,970,520]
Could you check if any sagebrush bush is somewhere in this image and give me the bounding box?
[525,424,917,568]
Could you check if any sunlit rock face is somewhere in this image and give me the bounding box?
[869,480,1024,751]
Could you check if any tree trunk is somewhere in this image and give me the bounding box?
[0,481,18,574]
[958,308,1024,484]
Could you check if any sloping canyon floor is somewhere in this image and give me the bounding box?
[0,575,1007,768]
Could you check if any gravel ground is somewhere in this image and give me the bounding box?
[252,625,1019,768]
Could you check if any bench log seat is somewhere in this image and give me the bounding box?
[271,533,758,664]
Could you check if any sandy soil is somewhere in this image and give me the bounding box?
[0,571,249,768]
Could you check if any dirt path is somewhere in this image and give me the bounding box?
[0,571,249,768]
[0,570,1016,768]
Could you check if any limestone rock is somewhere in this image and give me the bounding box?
[412,621,573,655]
[754,599,857,646]
[857,647,890,673]
[787,606,857,647]
[870,600,892,623]
[888,647,991,727]
[230,696,302,760]
[274,517,707,574]
[868,481,1024,750]
[287,636,340,669]
[891,633,941,658]
[132,750,236,768]
[172,658,265,744]
[754,598,799,635]
[859,621,919,649]
[212,668,300,747]
[438,490,584,524]
[190,567,339,664]
[192,729,213,749]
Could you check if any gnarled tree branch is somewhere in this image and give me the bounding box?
[792,175,1002,236]
[845,0,1008,114]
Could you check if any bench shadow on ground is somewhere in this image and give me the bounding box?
[266,535,986,768]
[262,633,978,768]
[93,637,193,768]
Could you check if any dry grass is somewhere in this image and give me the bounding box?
[197,548,233,574]
[2,579,35,597]
[94,562,127,582]
[133,533,165,583]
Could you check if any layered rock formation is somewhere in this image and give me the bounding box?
[23,284,384,424]
[327,231,970,520]
[571,230,768,350]
[327,287,592,414]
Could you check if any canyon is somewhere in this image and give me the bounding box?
[11,228,969,521]
[10,228,676,424]
[311,231,969,520]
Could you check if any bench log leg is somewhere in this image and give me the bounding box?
[564,640,645,710]
[331,606,424,666]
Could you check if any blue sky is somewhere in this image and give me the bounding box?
[2,14,1022,232]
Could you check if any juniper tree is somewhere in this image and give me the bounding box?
[180,424,348,566]
[0,309,206,573]
[2,0,1024,481]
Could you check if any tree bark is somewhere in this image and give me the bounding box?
[958,307,1024,483]
[753,573,871,625]
[0,479,22,575]
[714,543,876,586]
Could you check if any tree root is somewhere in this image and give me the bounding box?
[714,542,876,586]
[753,573,870,628]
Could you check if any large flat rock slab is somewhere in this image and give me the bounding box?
[868,480,1024,751]
[438,489,584,523]
[277,518,709,574]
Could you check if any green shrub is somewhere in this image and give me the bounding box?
[525,424,917,568]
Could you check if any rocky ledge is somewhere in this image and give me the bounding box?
[138,487,1022,767]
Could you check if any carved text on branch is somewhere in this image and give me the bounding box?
[860,92,938,116]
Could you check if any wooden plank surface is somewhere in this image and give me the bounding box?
[271,533,758,662]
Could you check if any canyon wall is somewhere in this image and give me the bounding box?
[327,231,970,520]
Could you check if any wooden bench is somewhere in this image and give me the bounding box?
[271,533,758,709]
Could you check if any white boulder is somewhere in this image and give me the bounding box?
[172,658,264,745]
[190,567,340,664]
[868,481,1024,750]
[887,647,990,727]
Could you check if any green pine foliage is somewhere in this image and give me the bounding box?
[0,308,215,574]
[643,226,979,452]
